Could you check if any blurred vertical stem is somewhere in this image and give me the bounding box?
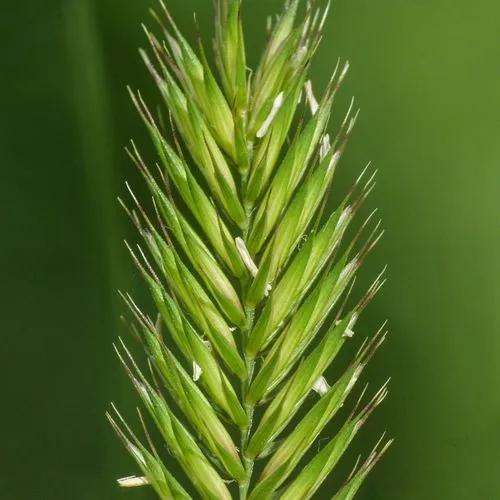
[63,0,125,312]
[240,291,256,498]
[63,0,129,491]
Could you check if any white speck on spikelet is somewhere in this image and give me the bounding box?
[118,476,149,488]
[235,237,259,277]
[312,376,330,396]
[192,361,203,382]
[305,80,320,116]
[336,313,358,338]
[343,328,355,338]
[256,92,284,138]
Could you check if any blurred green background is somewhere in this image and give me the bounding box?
[2,0,499,498]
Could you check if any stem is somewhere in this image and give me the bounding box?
[240,168,256,498]
[239,307,255,499]
[239,356,255,499]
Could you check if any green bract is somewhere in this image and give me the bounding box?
[110,1,392,498]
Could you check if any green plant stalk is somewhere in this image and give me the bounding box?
[239,262,256,499]
[239,356,255,500]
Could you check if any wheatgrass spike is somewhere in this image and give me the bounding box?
[110,2,391,499]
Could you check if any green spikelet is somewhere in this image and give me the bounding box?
[110,1,392,498]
